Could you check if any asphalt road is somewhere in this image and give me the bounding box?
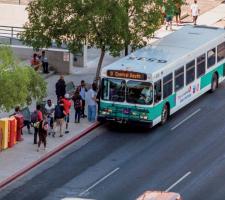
[1,83,225,200]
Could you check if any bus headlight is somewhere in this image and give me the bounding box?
[140,115,148,120]
[102,109,112,115]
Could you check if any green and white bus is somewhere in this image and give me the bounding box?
[98,25,225,127]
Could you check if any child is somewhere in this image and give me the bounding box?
[37,116,48,152]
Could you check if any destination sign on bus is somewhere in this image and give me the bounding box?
[107,70,147,80]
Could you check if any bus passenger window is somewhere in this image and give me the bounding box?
[217,42,225,62]
[163,73,173,99]
[175,67,184,91]
[186,60,195,85]
[207,48,216,68]
[154,80,162,103]
[197,54,206,78]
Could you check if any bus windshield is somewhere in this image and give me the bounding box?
[101,78,153,105]
[127,81,153,105]
[101,78,125,102]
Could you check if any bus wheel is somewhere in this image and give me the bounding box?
[161,104,169,125]
[211,73,218,92]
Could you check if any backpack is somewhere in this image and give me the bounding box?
[74,98,81,109]
[54,104,63,118]
[31,111,38,123]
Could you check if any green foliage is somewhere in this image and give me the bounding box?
[21,0,171,78]
[0,46,47,111]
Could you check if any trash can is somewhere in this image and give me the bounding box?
[15,114,24,142]
[8,117,17,148]
[0,118,9,150]
[0,128,3,152]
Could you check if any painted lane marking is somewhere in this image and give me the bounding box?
[79,168,120,196]
[165,171,192,192]
[171,108,201,131]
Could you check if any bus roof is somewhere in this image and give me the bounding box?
[102,25,225,80]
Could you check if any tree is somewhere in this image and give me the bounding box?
[21,0,168,81]
[0,46,47,111]
[119,0,164,56]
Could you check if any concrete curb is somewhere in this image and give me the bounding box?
[0,122,101,189]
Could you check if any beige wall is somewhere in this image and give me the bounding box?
[11,46,71,74]
[0,4,27,27]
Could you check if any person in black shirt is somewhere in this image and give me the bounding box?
[55,75,66,100]
[72,90,82,123]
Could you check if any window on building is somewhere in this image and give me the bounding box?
[207,48,216,68]
[186,60,195,85]
[217,42,225,62]
[163,73,173,99]
[175,67,184,92]
[197,54,206,78]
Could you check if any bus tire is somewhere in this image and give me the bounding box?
[211,73,218,93]
[161,103,169,125]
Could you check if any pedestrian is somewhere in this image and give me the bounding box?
[72,90,82,123]
[53,100,65,137]
[31,104,43,144]
[55,75,66,101]
[191,0,200,25]
[31,53,41,71]
[41,50,49,74]
[14,106,31,134]
[86,83,97,123]
[62,94,72,133]
[37,116,48,152]
[163,0,174,31]
[174,0,182,26]
[44,99,55,135]
[77,80,88,118]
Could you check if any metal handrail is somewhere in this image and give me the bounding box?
[0,25,24,39]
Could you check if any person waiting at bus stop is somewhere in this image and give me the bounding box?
[45,99,55,135]
[14,106,31,135]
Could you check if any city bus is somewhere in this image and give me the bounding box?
[98,25,225,127]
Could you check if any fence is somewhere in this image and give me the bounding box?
[0,25,24,45]
[0,0,31,5]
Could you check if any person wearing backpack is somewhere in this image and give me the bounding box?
[72,90,82,123]
[53,100,65,137]
[37,116,48,152]
[31,105,43,144]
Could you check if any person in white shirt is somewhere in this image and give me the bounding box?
[41,50,49,73]
[86,83,97,122]
[45,99,55,135]
[191,0,200,25]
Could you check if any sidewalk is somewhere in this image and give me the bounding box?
[1,1,225,190]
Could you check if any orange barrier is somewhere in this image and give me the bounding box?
[0,128,2,151]
[0,118,9,150]
[8,117,17,148]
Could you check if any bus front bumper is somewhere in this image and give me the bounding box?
[97,115,153,128]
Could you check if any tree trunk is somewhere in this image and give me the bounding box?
[125,44,129,56]
[95,46,105,85]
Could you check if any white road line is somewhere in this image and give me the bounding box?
[165,171,192,192]
[79,168,120,196]
[171,108,201,131]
